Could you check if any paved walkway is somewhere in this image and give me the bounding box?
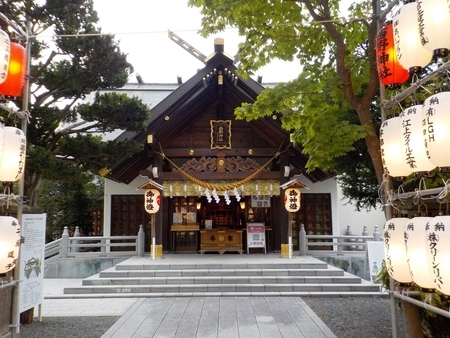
[37,254,340,337]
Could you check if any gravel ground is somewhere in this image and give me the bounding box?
[20,316,119,338]
[303,297,407,338]
[19,297,408,338]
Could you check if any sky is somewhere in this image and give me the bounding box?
[92,0,302,84]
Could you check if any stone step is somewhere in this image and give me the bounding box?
[98,268,344,278]
[114,261,329,271]
[64,282,380,295]
[83,275,360,286]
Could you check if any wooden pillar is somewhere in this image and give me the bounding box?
[153,154,164,250]
[276,154,290,251]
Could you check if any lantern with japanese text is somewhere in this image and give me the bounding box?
[380,117,414,177]
[0,216,21,274]
[405,217,435,290]
[0,41,26,97]
[0,29,10,85]
[422,89,450,167]
[426,215,450,295]
[393,2,432,73]
[416,0,450,57]
[284,188,300,212]
[400,102,436,172]
[144,189,160,214]
[383,217,413,284]
[0,126,26,182]
[376,21,410,89]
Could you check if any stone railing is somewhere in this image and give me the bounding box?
[45,224,145,259]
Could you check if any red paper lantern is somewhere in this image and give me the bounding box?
[0,42,27,97]
[376,21,410,89]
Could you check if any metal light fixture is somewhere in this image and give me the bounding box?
[240,201,246,210]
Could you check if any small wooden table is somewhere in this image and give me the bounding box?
[200,229,243,254]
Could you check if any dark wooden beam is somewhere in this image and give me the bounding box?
[161,148,284,157]
[162,170,280,180]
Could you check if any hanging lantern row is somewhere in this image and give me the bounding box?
[0,216,21,274]
[379,0,450,87]
[0,124,26,182]
[383,215,450,295]
[380,89,450,177]
[0,30,26,97]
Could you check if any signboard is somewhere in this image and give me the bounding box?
[367,241,385,284]
[251,195,271,208]
[19,213,47,313]
[247,222,266,254]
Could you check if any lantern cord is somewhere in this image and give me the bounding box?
[154,142,287,192]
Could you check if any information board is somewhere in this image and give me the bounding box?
[367,241,385,284]
[247,222,266,254]
[19,213,47,313]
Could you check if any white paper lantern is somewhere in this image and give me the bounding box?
[422,90,450,167]
[0,126,26,182]
[0,216,21,274]
[427,215,450,295]
[284,187,300,212]
[405,217,435,289]
[400,103,436,172]
[0,29,10,84]
[416,0,450,55]
[144,189,160,214]
[380,117,414,177]
[393,2,433,72]
[383,217,413,283]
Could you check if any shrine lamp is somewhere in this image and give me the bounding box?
[380,117,414,177]
[393,1,432,74]
[376,21,410,89]
[284,187,300,212]
[144,189,161,214]
[405,217,435,290]
[400,102,436,173]
[427,215,450,296]
[416,0,450,57]
[0,126,27,182]
[383,217,413,284]
[422,89,450,168]
[0,216,21,274]
[0,29,10,84]
[0,41,27,97]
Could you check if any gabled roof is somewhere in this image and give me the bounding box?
[105,42,334,185]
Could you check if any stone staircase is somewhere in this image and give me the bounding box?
[62,255,383,297]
